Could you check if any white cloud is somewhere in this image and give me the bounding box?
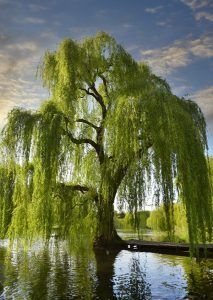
[122,24,134,29]
[192,86,213,150]
[0,34,8,41]
[0,0,12,4]
[95,9,107,18]
[0,41,40,77]
[156,20,172,28]
[157,21,167,27]
[0,30,60,129]
[0,77,47,128]
[180,0,211,10]
[181,0,213,22]
[142,46,190,76]
[190,36,213,57]
[40,30,58,40]
[69,26,99,40]
[0,38,49,129]
[141,35,213,76]
[145,6,163,14]
[21,17,46,24]
[195,11,213,21]
[126,44,140,52]
[192,86,213,120]
[28,4,48,12]
[6,41,38,52]
[171,84,190,97]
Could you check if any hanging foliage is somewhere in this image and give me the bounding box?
[0,32,212,252]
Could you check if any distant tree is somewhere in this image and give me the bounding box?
[147,207,167,232]
[115,211,150,230]
[147,204,188,235]
[137,211,150,229]
[0,32,212,250]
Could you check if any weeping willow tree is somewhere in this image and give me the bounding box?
[0,32,212,251]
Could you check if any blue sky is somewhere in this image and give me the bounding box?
[0,0,213,153]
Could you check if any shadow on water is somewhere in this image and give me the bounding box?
[94,248,152,299]
[0,239,97,299]
[0,247,6,295]
[0,240,151,299]
[0,238,212,299]
[94,248,118,299]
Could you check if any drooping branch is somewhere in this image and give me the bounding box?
[99,74,110,99]
[56,183,99,203]
[79,87,97,99]
[68,184,98,204]
[75,118,99,131]
[78,84,107,164]
[63,115,104,163]
[64,184,90,193]
[108,139,154,195]
[90,84,107,119]
[64,128,100,153]
[80,85,107,119]
[138,139,153,158]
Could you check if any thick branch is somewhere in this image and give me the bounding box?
[79,87,97,99]
[54,184,89,196]
[68,184,90,193]
[76,118,99,131]
[138,138,153,158]
[55,183,98,204]
[89,84,107,119]
[109,140,153,190]
[99,74,110,99]
[78,85,107,164]
[64,129,100,153]
[80,85,107,119]
[67,184,99,204]
[63,115,104,163]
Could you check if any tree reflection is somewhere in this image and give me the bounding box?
[94,248,152,299]
[113,253,152,300]
[94,249,119,299]
[180,257,213,299]
[1,242,153,300]
[0,247,6,295]
[1,240,97,299]
[1,241,212,300]
[150,253,213,299]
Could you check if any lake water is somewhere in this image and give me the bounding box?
[0,239,213,299]
[117,229,158,241]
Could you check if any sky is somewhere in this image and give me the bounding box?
[0,0,213,153]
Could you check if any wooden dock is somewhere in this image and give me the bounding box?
[125,240,213,258]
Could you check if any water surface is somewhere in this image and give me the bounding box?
[0,239,212,299]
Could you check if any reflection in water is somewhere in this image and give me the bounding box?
[114,253,151,300]
[0,247,6,295]
[94,249,118,299]
[1,240,97,299]
[181,256,213,299]
[0,239,212,299]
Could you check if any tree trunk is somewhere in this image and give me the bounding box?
[93,162,127,249]
[93,186,124,249]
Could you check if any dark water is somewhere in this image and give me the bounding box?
[0,239,213,299]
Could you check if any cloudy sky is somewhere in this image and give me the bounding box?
[0,0,213,153]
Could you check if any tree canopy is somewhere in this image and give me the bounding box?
[0,32,212,251]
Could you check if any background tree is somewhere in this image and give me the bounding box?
[0,32,212,251]
[114,211,150,231]
[146,204,188,241]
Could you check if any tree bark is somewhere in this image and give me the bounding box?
[94,198,123,248]
[93,169,127,249]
